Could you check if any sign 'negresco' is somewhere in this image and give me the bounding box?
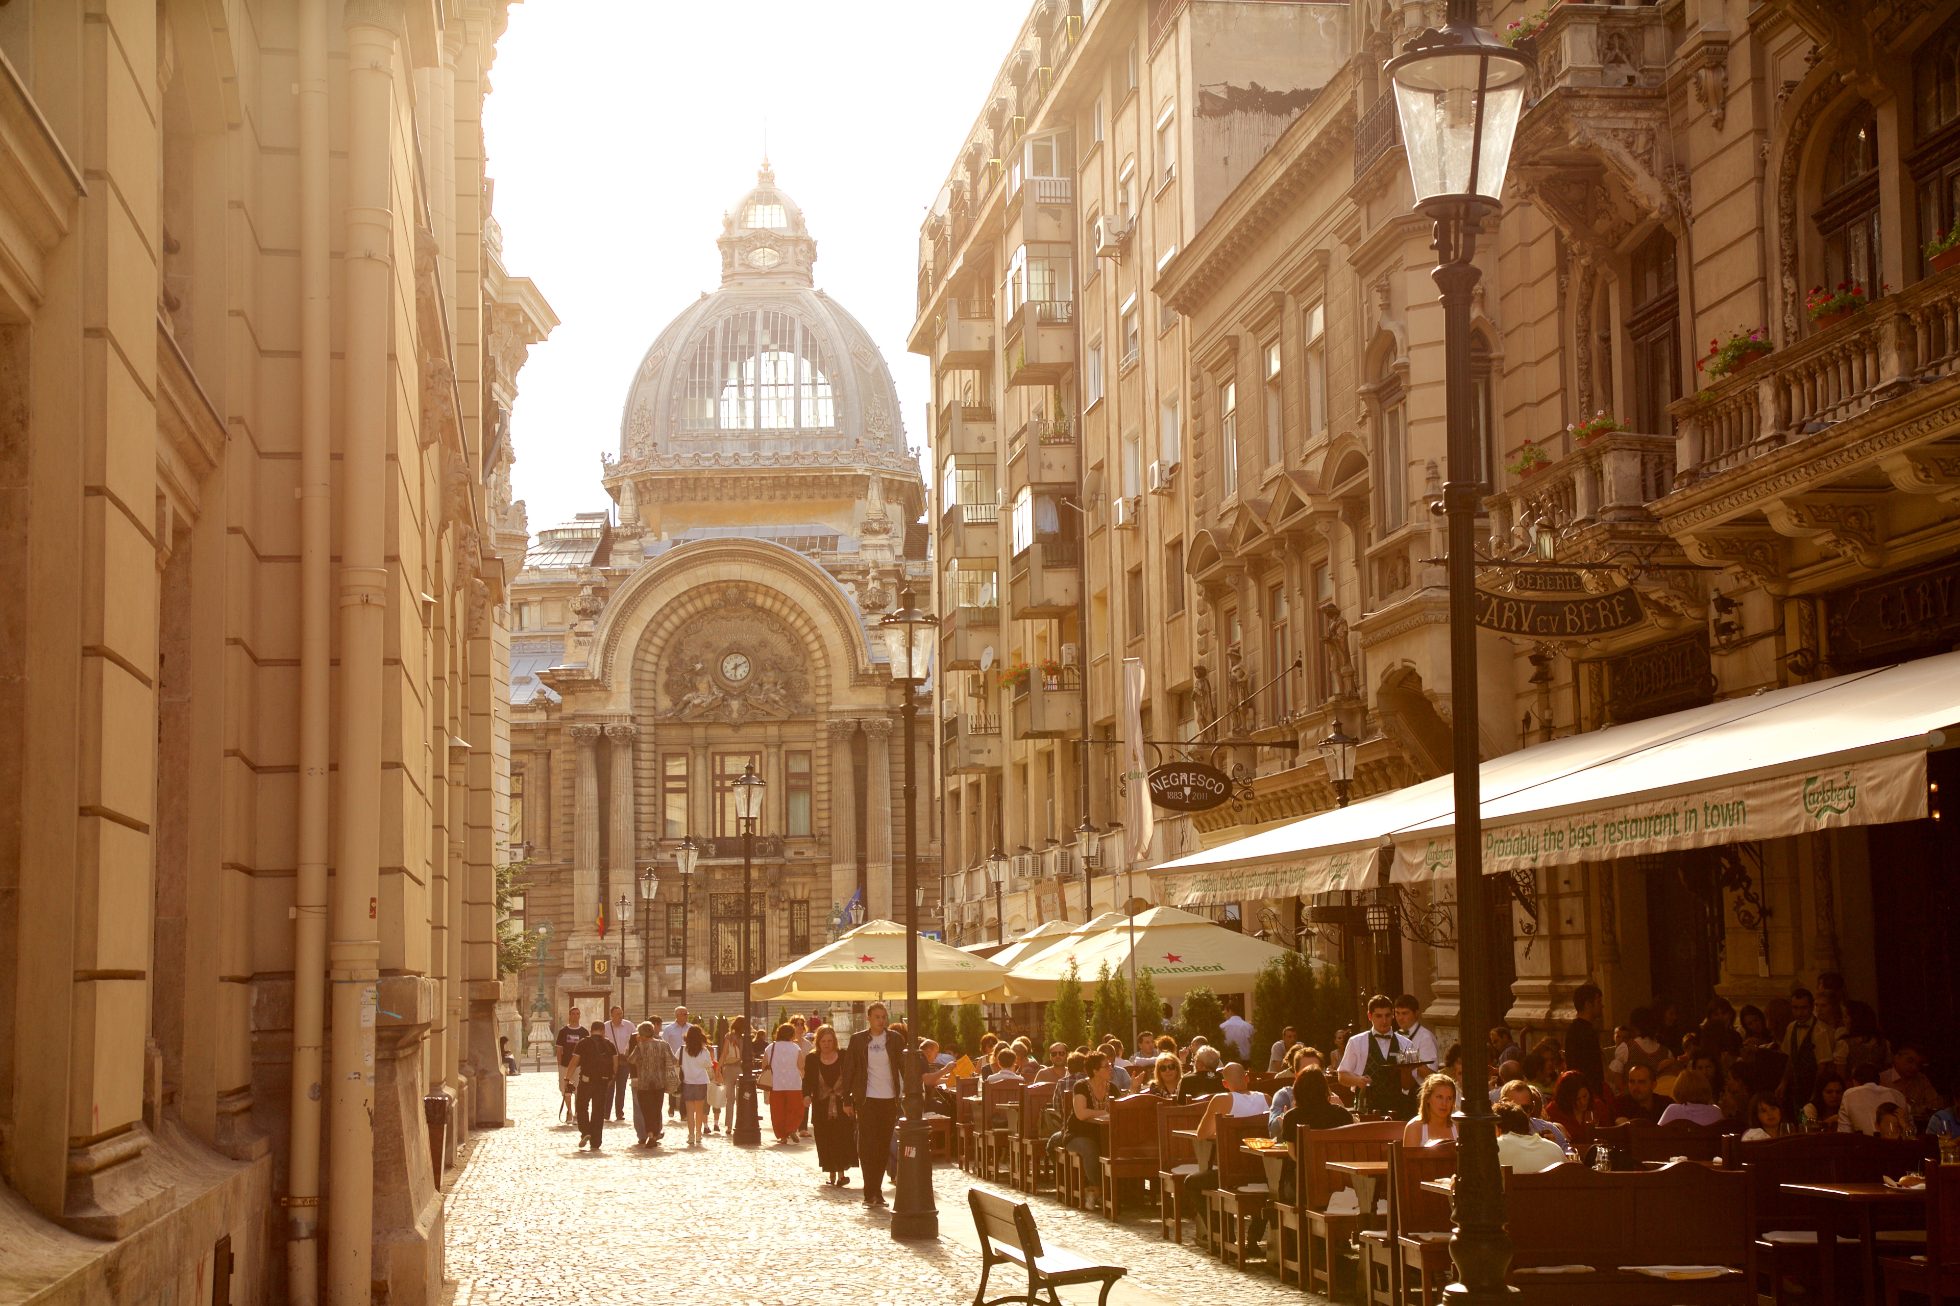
[1147,761,1234,812]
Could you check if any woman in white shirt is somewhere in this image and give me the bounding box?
[764,1022,808,1144]
[678,1024,716,1146]
[1404,1073,1460,1148]
[1655,1068,1726,1128]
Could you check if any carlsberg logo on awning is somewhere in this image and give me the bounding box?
[1803,771,1858,820]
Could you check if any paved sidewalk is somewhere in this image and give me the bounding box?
[444,1070,1329,1305]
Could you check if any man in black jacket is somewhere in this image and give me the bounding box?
[843,1001,908,1209]
[567,1021,617,1151]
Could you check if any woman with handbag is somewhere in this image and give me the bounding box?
[679,1024,715,1147]
[763,1022,807,1144]
[808,1024,854,1186]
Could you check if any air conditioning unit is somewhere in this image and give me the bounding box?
[1113,496,1140,529]
[1147,460,1176,495]
[1060,642,1079,666]
[1093,216,1122,260]
[1011,852,1037,879]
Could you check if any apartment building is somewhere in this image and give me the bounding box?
[911,0,1353,946]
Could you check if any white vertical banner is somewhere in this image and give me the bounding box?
[1122,657,1153,865]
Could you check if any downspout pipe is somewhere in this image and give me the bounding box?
[330,9,397,1304]
[286,2,330,1302]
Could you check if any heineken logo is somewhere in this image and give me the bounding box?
[1803,770,1858,820]
[857,954,875,964]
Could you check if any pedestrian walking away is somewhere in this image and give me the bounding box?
[603,1005,635,1121]
[764,1022,808,1144]
[843,1000,906,1210]
[566,1021,617,1151]
[679,1022,715,1146]
[661,1006,690,1121]
[626,1019,678,1147]
[808,1024,855,1186]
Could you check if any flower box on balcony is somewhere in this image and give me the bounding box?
[1507,441,1551,480]
[1805,282,1875,331]
[1935,248,1960,275]
[1697,328,1772,381]
[1568,411,1624,446]
[1927,222,1960,273]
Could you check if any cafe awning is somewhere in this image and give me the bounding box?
[1154,652,1957,903]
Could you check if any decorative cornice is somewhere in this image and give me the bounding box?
[0,53,86,312]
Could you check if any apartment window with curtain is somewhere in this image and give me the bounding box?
[1086,336,1105,406]
[1121,295,1140,365]
[786,750,812,836]
[662,754,689,838]
[1267,582,1292,722]
[1304,304,1327,437]
[1160,394,1181,465]
[1127,567,1146,641]
[1263,340,1283,468]
[1219,379,1239,499]
[1165,539,1185,615]
[1376,370,1407,531]
[1155,104,1176,186]
[712,750,762,837]
[1816,103,1883,295]
[1627,229,1681,436]
[1914,15,1960,269]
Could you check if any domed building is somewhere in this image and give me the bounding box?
[508,167,933,1025]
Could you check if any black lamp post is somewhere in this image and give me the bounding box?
[879,588,939,1240]
[986,846,1009,946]
[614,892,630,1014]
[1318,723,1359,808]
[1074,818,1100,918]
[674,835,699,1010]
[1385,4,1530,1301]
[732,762,766,1147]
[637,865,659,1017]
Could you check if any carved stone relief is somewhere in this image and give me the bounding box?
[658,587,812,723]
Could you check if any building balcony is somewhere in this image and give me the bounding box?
[935,308,996,374]
[1487,430,1676,536]
[1353,92,1401,181]
[940,601,1001,670]
[1010,663,1083,739]
[1002,299,1075,386]
[1013,176,1075,244]
[942,709,1004,774]
[1008,535,1081,618]
[1672,272,1960,487]
[1007,416,1080,491]
[938,399,997,457]
[1521,0,1669,98]
[938,500,1001,560]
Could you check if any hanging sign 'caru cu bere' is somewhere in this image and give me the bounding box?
[1147,761,1234,812]
[1474,583,1645,638]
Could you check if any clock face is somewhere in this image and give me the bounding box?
[720,651,752,683]
[746,245,782,269]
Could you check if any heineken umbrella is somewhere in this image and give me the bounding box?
[994,910,1145,1002]
[1010,904,1301,1000]
[983,919,1082,972]
[750,919,1009,1002]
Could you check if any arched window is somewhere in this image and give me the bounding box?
[1815,103,1882,294]
[1913,13,1960,267]
[1627,229,1681,434]
[673,310,836,432]
[1375,360,1407,534]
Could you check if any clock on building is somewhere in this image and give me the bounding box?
[746,245,782,269]
[720,650,752,683]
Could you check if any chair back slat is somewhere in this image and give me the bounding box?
[1299,1118,1404,1211]
[1215,1111,1270,1188]
[1107,1094,1157,1159]
[1157,1099,1205,1168]
[981,1077,1017,1130]
[1020,1081,1054,1134]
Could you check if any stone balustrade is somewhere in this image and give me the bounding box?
[1487,431,1675,547]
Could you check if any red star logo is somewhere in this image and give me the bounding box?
[1164,952,1182,964]
[858,954,875,964]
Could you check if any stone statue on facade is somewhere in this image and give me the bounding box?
[1319,599,1359,698]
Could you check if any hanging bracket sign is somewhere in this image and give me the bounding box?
[1474,584,1645,638]
[1147,760,1235,812]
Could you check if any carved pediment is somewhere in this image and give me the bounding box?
[657,587,812,723]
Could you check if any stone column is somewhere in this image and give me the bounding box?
[828,718,859,931]
[864,718,895,920]
[606,722,638,927]
[571,723,603,938]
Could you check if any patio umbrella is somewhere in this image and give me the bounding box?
[1006,905,1302,1000]
[982,919,1081,972]
[749,919,1009,1003]
[993,910,1142,1002]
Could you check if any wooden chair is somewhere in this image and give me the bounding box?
[1097,1095,1160,1219]
[1205,1111,1274,1268]
[953,1081,979,1172]
[1301,1120,1406,1299]
[1883,1160,1960,1306]
[977,1078,1017,1181]
[1594,1118,1724,1163]
[1155,1100,1206,1244]
[1268,1121,1308,1287]
[1505,1162,1756,1303]
[968,1189,1127,1306]
[1357,1141,1457,1306]
[1728,1132,1929,1305]
[1012,1082,1057,1193]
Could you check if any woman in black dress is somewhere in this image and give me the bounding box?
[809,1024,855,1187]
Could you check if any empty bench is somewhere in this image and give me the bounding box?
[969,1189,1127,1306]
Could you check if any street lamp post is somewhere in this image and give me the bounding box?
[1318,724,1359,808]
[637,865,660,1017]
[528,923,553,1071]
[732,762,766,1147]
[986,846,1009,946]
[615,892,630,1014]
[1074,820,1100,917]
[879,589,939,1241]
[1386,4,1530,1301]
[674,835,699,1010]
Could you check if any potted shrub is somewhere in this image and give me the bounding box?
[1928,222,1960,274]
[1696,328,1772,380]
[998,659,1032,693]
[1507,441,1551,480]
[1805,282,1871,329]
[1567,410,1624,445]
[1037,657,1065,688]
[1505,1,1559,47]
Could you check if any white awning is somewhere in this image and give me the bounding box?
[1155,652,1958,904]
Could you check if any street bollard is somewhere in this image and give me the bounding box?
[423,1093,449,1186]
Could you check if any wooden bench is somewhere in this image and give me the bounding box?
[1299,1119,1405,1299]
[1505,1161,1756,1303]
[1204,1111,1273,1267]
[1357,1139,1456,1306]
[1155,1100,1206,1243]
[969,1189,1126,1306]
[1595,1119,1725,1164]
[1097,1094,1160,1219]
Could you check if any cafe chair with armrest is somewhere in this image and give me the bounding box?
[1012,1082,1056,1194]
[1883,1161,1959,1306]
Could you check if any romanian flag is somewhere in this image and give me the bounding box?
[596,902,607,939]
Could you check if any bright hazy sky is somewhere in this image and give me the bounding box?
[484,2,1030,538]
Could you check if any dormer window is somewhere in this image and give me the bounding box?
[744,200,789,230]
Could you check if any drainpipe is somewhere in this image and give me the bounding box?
[285,2,330,1302]
[331,8,397,1303]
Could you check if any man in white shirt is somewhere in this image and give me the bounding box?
[1219,1003,1254,1062]
[846,1001,908,1209]
[1193,1062,1270,1139]
[1393,994,1440,1077]
[984,1047,1026,1085]
[1268,1025,1300,1072]
[1839,1055,1914,1136]
[1494,1103,1566,1173]
[1338,994,1418,1117]
[604,1005,636,1122]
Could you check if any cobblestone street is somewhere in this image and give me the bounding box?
[445,1069,1330,1305]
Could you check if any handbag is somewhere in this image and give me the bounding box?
[758,1045,776,1091]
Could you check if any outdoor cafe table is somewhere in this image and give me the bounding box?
[1240,1139,1292,1194]
[1175,1128,1213,1173]
[1780,1179,1927,1306]
[1327,1158,1391,1218]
